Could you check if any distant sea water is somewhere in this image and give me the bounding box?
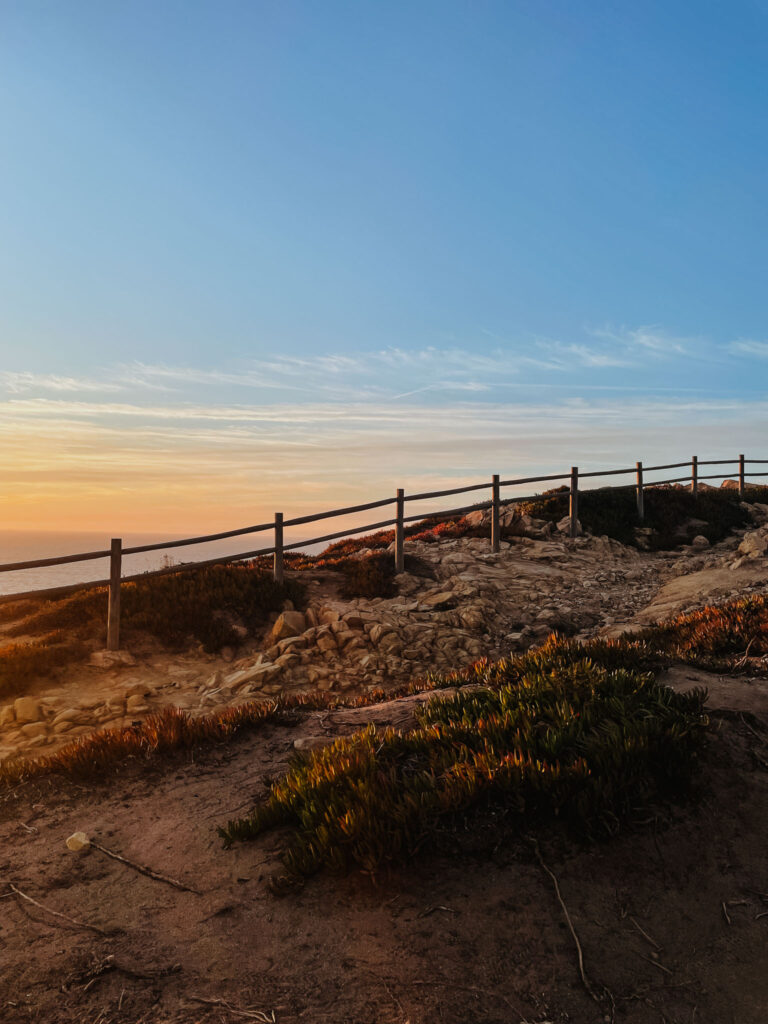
[0,530,289,598]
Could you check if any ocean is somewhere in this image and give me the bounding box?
[0,530,285,598]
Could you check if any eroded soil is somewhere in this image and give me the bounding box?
[2,671,767,1024]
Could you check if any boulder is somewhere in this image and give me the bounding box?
[270,610,307,643]
[89,650,136,669]
[0,704,15,728]
[738,531,768,558]
[14,696,42,724]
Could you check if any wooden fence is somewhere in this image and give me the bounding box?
[1,453,766,651]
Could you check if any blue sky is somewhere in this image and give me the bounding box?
[1,1,767,532]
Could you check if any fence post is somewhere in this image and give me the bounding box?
[395,488,405,572]
[491,474,500,552]
[691,456,698,497]
[273,513,284,584]
[636,461,644,521]
[106,538,122,652]
[739,454,745,498]
[569,466,579,538]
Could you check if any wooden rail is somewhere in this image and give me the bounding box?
[1,454,765,651]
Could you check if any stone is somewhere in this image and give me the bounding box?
[343,613,366,629]
[459,607,486,630]
[126,694,150,713]
[13,697,42,724]
[53,720,74,734]
[66,832,91,852]
[0,705,15,728]
[224,662,279,689]
[269,610,307,643]
[318,608,340,625]
[304,606,318,628]
[89,650,136,669]
[53,707,84,725]
[124,683,153,698]
[421,591,457,610]
[691,535,710,548]
[738,531,768,558]
[316,632,337,652]
[20,722,47,739]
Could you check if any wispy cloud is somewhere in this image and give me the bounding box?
[587,324,693,358]
[729,339,768,359]
[0,371,125,394]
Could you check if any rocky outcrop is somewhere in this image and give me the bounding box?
[4,498,768,764]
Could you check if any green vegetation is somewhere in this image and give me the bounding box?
[641,593,768,666]
[0,633,89,701]
[520,484,768,549]
[218,635,707,877]
[0,565,303,699]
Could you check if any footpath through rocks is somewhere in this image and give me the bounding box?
[3,500,768,764]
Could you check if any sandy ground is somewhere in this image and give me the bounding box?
[2,671,768,1024]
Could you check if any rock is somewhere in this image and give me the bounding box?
[224,662,280,689]
[459,607,486,630]
[342,613,366,629]
[66,832,91,852]
[421,591,457,610]
[13,696,42,724]
[126,694,150,713]
[316,632,337,652]
[53,707,84,725]
[738,531,768,558]
[0,705,15,728]
[53,720,74,733]
[124,683,153,698]
[464,510,485,527]
[318,608,340,625]
[89,650,136,669]
[556,516,582,536]
[293,736,329,752]
[270,610,307,643]
[20,722,47,739]
[691,535,710,548]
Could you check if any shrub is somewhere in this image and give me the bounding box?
[5,565,303,654]
[218,638,707,878]
[519,485,755,549]
[0,633,89,701]
[337,552,396,599]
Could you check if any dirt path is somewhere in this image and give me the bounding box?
[2,672,768,1024]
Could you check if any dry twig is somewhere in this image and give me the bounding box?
[4,882,112,935]
[188,996,276,1021]
[629,915,661,950]
[528,838,608,1014]
[90,840,200,894]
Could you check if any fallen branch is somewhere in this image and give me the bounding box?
[629,915,661,950]
[90,840,200,894]
[528,838,611,1018]
[65,954,181,992]
[66,832,199,894]
[187,996,276,1021]
[4,882,111,936]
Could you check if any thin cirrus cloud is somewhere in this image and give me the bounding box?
[0,330,766,531]
[730,340,768,358]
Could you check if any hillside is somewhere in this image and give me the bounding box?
[2,492,768,1023]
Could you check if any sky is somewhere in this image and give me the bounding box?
[1,1,767,535]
